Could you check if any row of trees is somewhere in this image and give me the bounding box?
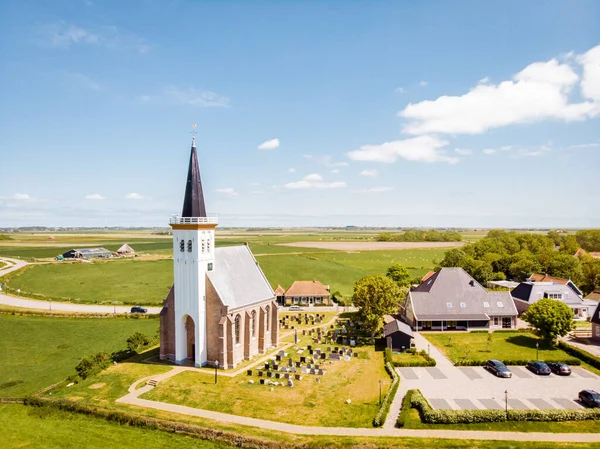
[436,230,600,294]
[376,230,462,242]
[575,229,600,252]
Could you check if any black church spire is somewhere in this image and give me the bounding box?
[181,137,207,218]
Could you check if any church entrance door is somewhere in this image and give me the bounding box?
[185,315,196,361]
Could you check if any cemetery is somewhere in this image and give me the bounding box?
[140,314,391,427]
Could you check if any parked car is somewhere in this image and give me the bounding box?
[579,390,600,407]
[130,306,148,313]
[288,305,304,311]
[547,362,572,376]
[527,361,551,375]
[486,359,512,378]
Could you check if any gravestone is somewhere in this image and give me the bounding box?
[260,379,266,385]
[265,363,270,370]
[278,350,285,357]
[295,361,301,367]
[275,355,281,362]
[327,347,332,352]
[302,367,308,374]
[318,369,325,375]
[315,377,320,383]
[310,369,316,375]
[300,356,306,363]
[247,370,253,376]
[290,366,297,373]
[275,373,282,379]
[284,373,291,379]
[307,345,312,351]
[329,353,341,361]
[258,371,263,377]
[320,353,326,360]
[353,352,358,358]
[288,357,293,367]
[267,371,273,378]
[294,374,303,381]
[273,364,279,370]
[287,380,294,387]
[344,355,351,361]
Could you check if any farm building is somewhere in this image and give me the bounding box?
[62,247,113,259]
[277,279,332,306]
[384,319,413,352]
[116,243,136,256]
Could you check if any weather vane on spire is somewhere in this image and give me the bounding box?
[191,124,198,145]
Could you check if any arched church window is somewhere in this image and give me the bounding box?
[265,306,270,332]
[179,240,184,252]
[207,238,211,253]
[234,315,241,344]
[251,310,257,337]
[187,240,192,252]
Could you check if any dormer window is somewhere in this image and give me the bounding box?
[187,240,192,252]
[483,301,490,308]
[446,302,453,308]
[179,240,185,252]
[497,301,504,308]
[460,302,466,308]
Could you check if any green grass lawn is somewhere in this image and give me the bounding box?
[0,404,228,449]
[391,352,430,365]
[426,331,580,363]
[8,260,173,305]
[0,314,159,397]
[142,346,390,427]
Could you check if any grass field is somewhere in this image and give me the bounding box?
[0,405,228,449]
[0,314,159,397]
[143,346,390,428]
[8,260,173,305]
[426,332,582,364]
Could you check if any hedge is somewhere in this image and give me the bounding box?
[409,389,600,424]
[386,347,436,367]
[372,361,399,427]
[454,358,580,367]
[23,397,303,449]
[396,389,415,427]
[558,341,600,370]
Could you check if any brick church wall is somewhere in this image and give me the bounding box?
[159,286,176,361]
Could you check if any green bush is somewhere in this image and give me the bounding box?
[372,361,399,427]
[392,349,436,367]
[75,352,111,379]
[384,347,393,365]
[126,332,150,352]
[558,341,600,370]
[396,389,415,427]
[453,358,580,367]
[469,330,490,334]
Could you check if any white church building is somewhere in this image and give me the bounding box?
[160,136,279,368]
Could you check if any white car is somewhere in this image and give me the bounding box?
[288,305,304,311]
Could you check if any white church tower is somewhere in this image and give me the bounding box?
[169,135,218,367]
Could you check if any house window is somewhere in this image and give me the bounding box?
[234,315,241,344]
[207,263,213,271]
[207,239,211,252]
[202,240,205,253]
[483,301,489,308]
[497,301,504,308]
[502,317,512,329]
[460,302,466,308]
[265,306,270,332]
[446,302,453,308]
[493,316,499,326]
[187,240,192,252]
[179,240,185,252]
[251,311,257,337]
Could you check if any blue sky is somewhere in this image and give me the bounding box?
[1,0,599,228]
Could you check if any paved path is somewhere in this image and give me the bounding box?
[564,337,600,358]
[116,365,600,442]
[0,257,28,278]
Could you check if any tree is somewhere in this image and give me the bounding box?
[352,274,403,340]
[386,264,411,288]
[436,248,468,268]
[126,332,150,352]
[509,258,541,281]
[522,298,573,344]
[546,253,583,282]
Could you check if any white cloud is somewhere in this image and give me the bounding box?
[482,148,497,155]
[331,169,340,174]
[257,138,280,150]
[482,144,550,158]
[565,142,600,150]
[216,188,238,197]
[479,76,490,84]
[360,169,378,177]
[579,45,600,102]
[85,194,105,200]
[142,86,230,108]
[284,174,346,190]
[13,193,30,200]
[39,22,150,53]
[347,135,458,164]
[286,168,296,173]
[362,186,393,193]
[454,148,473,156]
[248,182,261,186]
[65,72,102,91]
[396,87,405,94]
[125,193,143,200]
[329,161,349,167]
[419,81,429,87]
[400,47,600,135]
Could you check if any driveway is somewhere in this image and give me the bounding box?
[395,333,600,412]
[0,257,28,278]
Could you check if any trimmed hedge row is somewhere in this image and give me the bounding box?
[396,389,415,427]
[372,361,399,427]
[23,397,302,449]
[558,341,600,370]
[409,389,600,424]
[454,358,580,367]
[385,347,436,367]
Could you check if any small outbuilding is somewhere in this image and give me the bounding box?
[116,243,136,256]
[384,319,413,352]
[62,247,113,259]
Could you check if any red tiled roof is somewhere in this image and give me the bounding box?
[274,285,285,296]
[529,273,569,284]
[586,291,600,301]
[285,280,329,297]
[421,271,436,282]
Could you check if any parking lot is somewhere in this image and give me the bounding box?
[398,333,600,411]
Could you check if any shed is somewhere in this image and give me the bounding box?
[384,319,413,352]
[116,243,135,255]
[62,247,113,259]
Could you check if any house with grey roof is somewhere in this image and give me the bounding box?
[401,267,518,331]
[511,280,597,320]
[591,302,600,340]
[384,319,413,351]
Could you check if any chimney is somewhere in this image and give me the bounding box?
[469,280,475,287]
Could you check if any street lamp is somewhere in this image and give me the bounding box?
[379,380,382,406]
[505,390,508,416]
[536,342,539,361]
[214,360,219,385]
[428,344,430,356]
[49,298,52,311]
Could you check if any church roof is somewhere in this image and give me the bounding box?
[181,139,207,218]
[207,245,275,309]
